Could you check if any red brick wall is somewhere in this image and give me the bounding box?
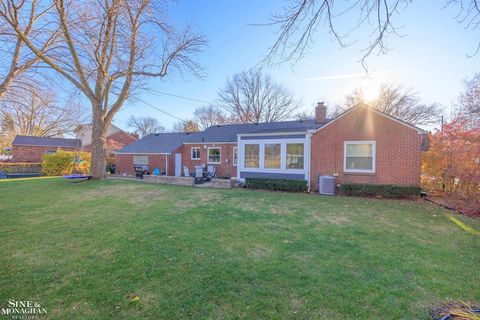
[310,107,422,191]
[115,143,238,178]
[12,146,76,163]
[180,143,237,178]
[82,131,137,152]
[116,154,170,176]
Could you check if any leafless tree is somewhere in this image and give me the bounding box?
[0,0,57,100]
[218,69,300,123]
[127,115,164,137]
[294,110,315,120]
[332,83,443,126]
[171,119,199,132]
[0,0,206,178]
[262,1,480,68]
[193,105,230,130]
[456,73,480,129]
[0,86,83,148]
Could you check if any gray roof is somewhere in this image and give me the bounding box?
[116,119,329,154]
[116,132,202,154]
[12,135,80,148]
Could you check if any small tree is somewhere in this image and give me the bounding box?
[127,115,164,138]
[422,118,480,199]
[193,105,230,129]
[457,73,480,129]
[0,87,82,145]
[332,84,443,127]
[218,69,300,123]
[172,120,200,132]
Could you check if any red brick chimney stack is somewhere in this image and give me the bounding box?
[315,102,327,123]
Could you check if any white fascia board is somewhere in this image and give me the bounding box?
[238,131,307,137]
[114,152,170,155]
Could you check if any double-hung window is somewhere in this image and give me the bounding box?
[264,144,281,169]
[286,143,304,169]
[244,144,259,168]
[232,147,238,166]
[208,147,221,164]
[191,147,201,160]
[344,141,376,173]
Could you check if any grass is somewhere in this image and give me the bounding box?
[0,178,479,319]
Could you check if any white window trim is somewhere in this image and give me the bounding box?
[207,147,221,164]
[232,147,238,166]
[264,143,282,169]
[191,147,201,160]
[238,138,307,175]
[343,140,376,174]
[133,155,149,165]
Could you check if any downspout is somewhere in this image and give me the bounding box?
[236,134,240,181]
[165,154,168,176]
[306,130,313,192]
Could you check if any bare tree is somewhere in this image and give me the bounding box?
[457,73,480,129]
[193,105,230,129]
[0,0,206,178]
[127,115,164,137]
[0,86,83,147]
[0,0,57,100]
[263,1,480,68]
[218,69,300,123]
[171,119,200,132]
[333,83,443,126]
[294,110,315,120]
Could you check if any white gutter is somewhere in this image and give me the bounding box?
[238,131,307,137]
[306,130,315,192]
[114,152,170,155]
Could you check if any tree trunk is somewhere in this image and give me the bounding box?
[90,109,107,179]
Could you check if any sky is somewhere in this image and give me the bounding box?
[112,0,480,132]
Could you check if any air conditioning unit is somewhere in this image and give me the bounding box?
[319,176,336,195]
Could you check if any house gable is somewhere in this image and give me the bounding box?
[309,105,422,190]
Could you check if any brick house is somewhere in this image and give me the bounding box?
[11,124,136,163]
[75,123,137,152]
[11,136,80,163]
[116,104,425,191]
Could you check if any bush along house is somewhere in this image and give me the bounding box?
[115,103,425,192]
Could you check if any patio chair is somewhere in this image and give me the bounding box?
[206,165,216,181]
[183,166,192,177]
[194,166,204,184]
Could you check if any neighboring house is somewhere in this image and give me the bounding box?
[116,103,424,191]
[11,136,80,163]
[11,124,136,163]
[75,123,137,152]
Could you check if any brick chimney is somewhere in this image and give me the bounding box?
[315,102,327,123]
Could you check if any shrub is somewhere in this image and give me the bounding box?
[245,178,307,192]
[42,150,90,176]
[340,184,420,198]
[0,163,41,173]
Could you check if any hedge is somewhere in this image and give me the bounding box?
[245,178,307,192]
[0,163,41,173]
[42,150,90,176]
[340,183,421,198]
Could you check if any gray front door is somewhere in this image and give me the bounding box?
[174,153,182,177]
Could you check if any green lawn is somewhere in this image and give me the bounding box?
[0,178,479,319]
